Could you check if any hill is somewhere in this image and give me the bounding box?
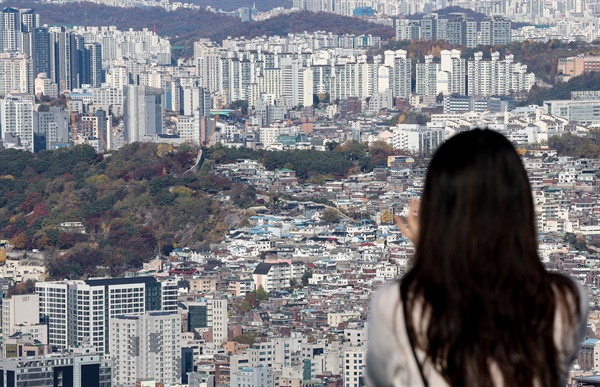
[0,141,399,280]
[4,2,394,58]
[0,143,252,279]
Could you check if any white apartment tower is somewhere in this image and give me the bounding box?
[385,50,411,99]
[195,42,222,93]
[416,54,440,97]
[393,123,446,155]
[281,57,314,107]
[440,49,465,95]
[0,93,34,152]
[0,53,33,96]
[110,312,181,387]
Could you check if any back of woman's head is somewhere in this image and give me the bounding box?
[402,129,580,386]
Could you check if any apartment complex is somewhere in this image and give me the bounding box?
[396,13,511,48]
[467,52,534,97]
[35,277,177,354]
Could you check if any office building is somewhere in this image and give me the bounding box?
[231,365,274,387]
[48,27,77,91]
[33,27,51,78]
[109,312,181,387]
[35,277,178,354]
[1,294,47,357]
[0,352,112,387]
[185,298,228,344]
[34,106,69,151]
[80,42,103,87]
[0,93,34,152]
[544,99,600,125]
[124,85,163,143]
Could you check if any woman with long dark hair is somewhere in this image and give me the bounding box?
[367,129,588,386]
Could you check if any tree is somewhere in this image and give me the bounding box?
[10,232,28,250]
[9,280,36,296]
[321,208,340,223]
[233,298,252,313]
[245,291,258,308]
[255,285,268,302]
[380,210,394,224]
[232,331,258,345]
[301,270,313,286]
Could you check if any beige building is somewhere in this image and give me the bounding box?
[578,338,600,371]
[327,311,361,328]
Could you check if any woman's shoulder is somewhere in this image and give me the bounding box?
[371,280,402,313]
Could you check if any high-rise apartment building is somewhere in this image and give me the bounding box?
[0,7,38,53]
[397,13,510,47]
[0,93,34,152]
[440,49,465,95]
[480,16,512,46]
[35,277,177,355]
[110,311,181,387]
[124,85,163,143]
[386,50,411,98]
[416,54,440,96]
[0,52,33,95]
[281,57,314,107]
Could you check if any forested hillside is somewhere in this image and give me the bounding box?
[0,143,252,278]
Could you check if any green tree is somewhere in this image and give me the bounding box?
[255,285,268,302]
[321,208,340,223]
[301,270,313,287]
[232,331,258,345]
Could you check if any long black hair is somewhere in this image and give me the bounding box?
[401,129,581,386]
